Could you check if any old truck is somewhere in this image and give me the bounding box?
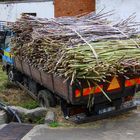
[1,28,139,123]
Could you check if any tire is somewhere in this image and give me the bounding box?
[38,90,56,108]
[8,68,15,82]
[7,67,23,83]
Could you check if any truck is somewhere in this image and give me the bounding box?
[1,28,139,123]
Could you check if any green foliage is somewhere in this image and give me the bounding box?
[49,121,60,128]
[20,100,39,109]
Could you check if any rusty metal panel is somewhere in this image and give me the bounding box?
[41,71,54,92]
[54,0,95,17]
[30,67,42,84]
[22,61,31,77]
[14,57,23,73]
[53,75,69,100]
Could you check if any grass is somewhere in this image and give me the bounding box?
[49,121,60,128]
[20,100,39,109]
[0,65,7,91]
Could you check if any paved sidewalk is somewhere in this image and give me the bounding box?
[22,110,140,140]
[0,124,7,130]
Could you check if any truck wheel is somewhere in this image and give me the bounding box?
[38,90,56,108]
[8,68,15,82]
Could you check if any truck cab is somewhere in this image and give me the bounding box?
[1,29,14,83]
[2,30,14,66]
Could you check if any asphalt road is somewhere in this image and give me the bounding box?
[22,109,140,140]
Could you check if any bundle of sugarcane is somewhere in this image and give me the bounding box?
[56,39,140,83]
[8,11,140,84]
[9,11,140,47]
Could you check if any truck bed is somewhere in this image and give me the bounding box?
[14,57,71,102]
[14,57,140,106]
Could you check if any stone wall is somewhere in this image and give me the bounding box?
[0,1,54,22]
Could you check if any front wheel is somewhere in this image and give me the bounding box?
[7,67,22,83]
[8,68,15,82]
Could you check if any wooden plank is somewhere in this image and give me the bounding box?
[53,75,69,100]
[41,71,54,92]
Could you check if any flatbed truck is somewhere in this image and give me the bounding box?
[1,30,139,123]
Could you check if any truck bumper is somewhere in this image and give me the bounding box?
[73,105,137,124]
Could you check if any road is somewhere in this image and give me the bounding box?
[22,109,140,140]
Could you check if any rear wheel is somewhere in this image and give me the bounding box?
[38,90,56,108]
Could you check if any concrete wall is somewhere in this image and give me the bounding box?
[0,0,96,22]
[0,1,54,22]
[96,0,140,22]
[1,0,140,22]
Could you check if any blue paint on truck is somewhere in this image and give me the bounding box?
[1,28,14,65]
[2,47,14,65]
